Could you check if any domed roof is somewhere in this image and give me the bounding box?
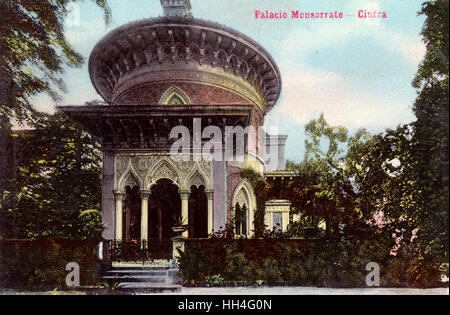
[89,7,281,112]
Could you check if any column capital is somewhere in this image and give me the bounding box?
[113,190,125,199]
[179,190,190,200]
[140,189,151,198]
[205,189,214,200]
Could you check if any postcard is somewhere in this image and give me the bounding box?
[0,0,448,300]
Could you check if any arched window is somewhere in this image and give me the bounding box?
[188,185,208,238]
[231,180,256,237]
[234,202,248,236]
[158,86,191,105]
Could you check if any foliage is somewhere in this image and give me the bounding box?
[178,236,443,288]
[343,0,449,265]
[239,168,269,237]
[0,0,111,123]
[409,0,449,262]
[0,112,102,239]
[176,243,207,285]
[242,115,360,240]
[285,215,325,239]
[222,243,259,283]
[178,239,349,287]
[205,274,224,287]
[382,243,443,288]
[304,113,348,168]
[78,209,103,240]
[0,239,101,290]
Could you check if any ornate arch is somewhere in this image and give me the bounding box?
[158,86,191,105]
[231,179,257,236]
[117,160,143,191]
[184,162,211,189]
[145,158,181,189]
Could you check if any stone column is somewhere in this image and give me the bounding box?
[206,189,214,236]
[101,150,115,240]
[282,211,290,232]
[140,190,150,245]
[180,190,190,238]
[212,159,226,232]
[264,211,273,232]
[113,191,125,241]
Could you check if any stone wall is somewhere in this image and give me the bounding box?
[114,82,252,105]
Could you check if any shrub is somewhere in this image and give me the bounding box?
[0,239,101,291]
[382,243,442,288]
[205,274,224,287]
[78,210,103,240]
[178,237,443,288]
[263,257,283,285]
[278,246,308,285]
[177,243,206,285]
[224,243,262,284]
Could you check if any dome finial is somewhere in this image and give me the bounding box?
[160,0,192,17]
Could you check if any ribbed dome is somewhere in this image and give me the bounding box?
[88,16,281,113]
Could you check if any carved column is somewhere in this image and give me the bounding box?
[140,190,150,245]
[206,189,214,236]
[179,190,190,238]
[113,191,125,241]
[101,150,115,240]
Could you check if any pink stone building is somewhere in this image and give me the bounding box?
[61,1,291,261]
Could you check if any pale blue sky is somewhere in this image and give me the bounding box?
[32,0,427,162]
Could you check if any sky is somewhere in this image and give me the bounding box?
[30,0,427,162]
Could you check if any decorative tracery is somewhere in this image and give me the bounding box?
[90,21,281,109]
[158,86,191,105]
[231,180,256,236]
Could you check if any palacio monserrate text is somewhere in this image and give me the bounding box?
[254,10,387,19]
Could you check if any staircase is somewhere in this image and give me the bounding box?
[102,260,182,293]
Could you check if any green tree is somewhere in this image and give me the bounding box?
[346,0,448,264]
[0,0,110,123]
[346,126,416,240]
[409,0,449,261]
[302,114,358,238]
[1,112,102,239]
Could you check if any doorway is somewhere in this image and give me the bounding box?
[148,178,181,239]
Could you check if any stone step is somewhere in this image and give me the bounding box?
[103,275,168,282]
[105,269,170,275]
[112,260,176,268]
[116,282,182,293]
[102,267,182,285]
[109,266,171,271]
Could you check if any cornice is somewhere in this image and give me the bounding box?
[89,16,281,112]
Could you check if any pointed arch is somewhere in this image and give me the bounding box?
[158,86,191,105]
[184,162,211,190]
[145,158,181,189]
[231,179,257,237]
[117,160,143,191]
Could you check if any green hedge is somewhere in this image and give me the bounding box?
[0,239,102,291]
[178,238,444,288]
